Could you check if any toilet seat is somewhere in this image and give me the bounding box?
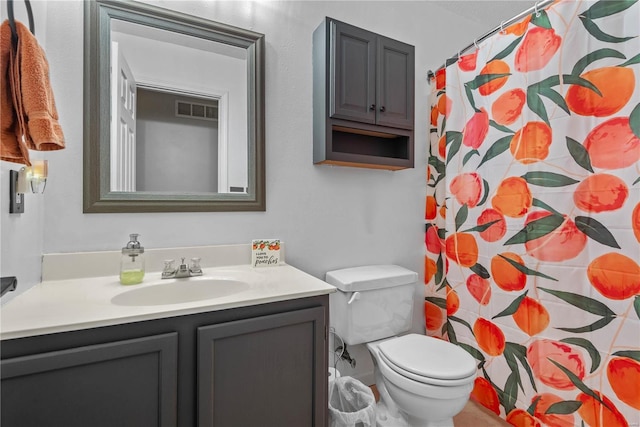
[372,343,475,400]
[377,334,476,387]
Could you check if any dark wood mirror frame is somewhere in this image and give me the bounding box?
[83,0,265,212]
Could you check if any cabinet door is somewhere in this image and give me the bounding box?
[376,36,415,130]
[330,20,377,124]
[1,333,178,427]
[198,306,326,427]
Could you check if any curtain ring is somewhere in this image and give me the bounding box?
[500,21,506,34]
[535,1,541,17]
[473,39,479,50]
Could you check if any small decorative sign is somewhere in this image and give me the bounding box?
[251,239,281,268]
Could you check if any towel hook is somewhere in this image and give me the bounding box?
[6,0,35,48]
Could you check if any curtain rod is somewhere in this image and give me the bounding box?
[427,0,555,80]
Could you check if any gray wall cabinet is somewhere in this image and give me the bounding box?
[314,18,415,170]
[1,296,329,427]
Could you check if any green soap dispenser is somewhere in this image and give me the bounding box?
[120,233,145,285]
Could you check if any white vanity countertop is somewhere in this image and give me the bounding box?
[1,264,336,340]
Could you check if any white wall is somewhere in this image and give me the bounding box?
[1,0,489,378]
[136,90,219,192]
[0,0,50,304]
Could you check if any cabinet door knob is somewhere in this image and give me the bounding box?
[369,104,376,111]
[379,106,386,112]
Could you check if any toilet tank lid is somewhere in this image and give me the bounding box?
[325,265,418,292]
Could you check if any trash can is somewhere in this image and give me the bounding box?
[328,376,376,427]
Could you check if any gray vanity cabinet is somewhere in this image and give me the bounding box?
[314,18,415,170]
[0,295,329,427]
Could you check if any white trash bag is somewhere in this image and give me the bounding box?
[328,376,377,427]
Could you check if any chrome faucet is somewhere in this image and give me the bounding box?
[162,257,203,279]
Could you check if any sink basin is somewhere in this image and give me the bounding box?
[111,278,250,306]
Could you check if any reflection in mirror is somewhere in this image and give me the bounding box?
[109,19,247,194]
[84,0,265,212]
[135,89,221,193]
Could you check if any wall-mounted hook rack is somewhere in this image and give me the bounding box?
[7,0,35,47]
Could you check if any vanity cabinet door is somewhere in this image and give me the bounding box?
[197,306,326,427]
[1,333,178,427]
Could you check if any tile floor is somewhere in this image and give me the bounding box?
[369,385,510,427]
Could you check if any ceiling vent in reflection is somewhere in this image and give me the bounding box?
[175,100,218,121]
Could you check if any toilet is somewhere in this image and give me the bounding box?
[327,265,476,427]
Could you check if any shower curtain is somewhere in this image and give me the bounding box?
[425,1,639,426]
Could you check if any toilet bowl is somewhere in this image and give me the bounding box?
[368,334,475,427]
[327,265,477,427]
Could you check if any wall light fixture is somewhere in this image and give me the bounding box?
[9,160,48,214]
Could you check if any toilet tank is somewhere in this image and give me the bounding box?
[326,265,418,345]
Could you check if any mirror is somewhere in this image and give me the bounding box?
[84,0,265,212]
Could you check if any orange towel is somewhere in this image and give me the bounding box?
[1,20,29,164]
[1,19,65,165]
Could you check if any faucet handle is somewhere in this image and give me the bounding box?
[162,259,176,278]
[190,257,203,276]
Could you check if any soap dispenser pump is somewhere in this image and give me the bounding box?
[120,233,145,285]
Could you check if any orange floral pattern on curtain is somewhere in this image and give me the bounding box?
[426,1,640,426]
